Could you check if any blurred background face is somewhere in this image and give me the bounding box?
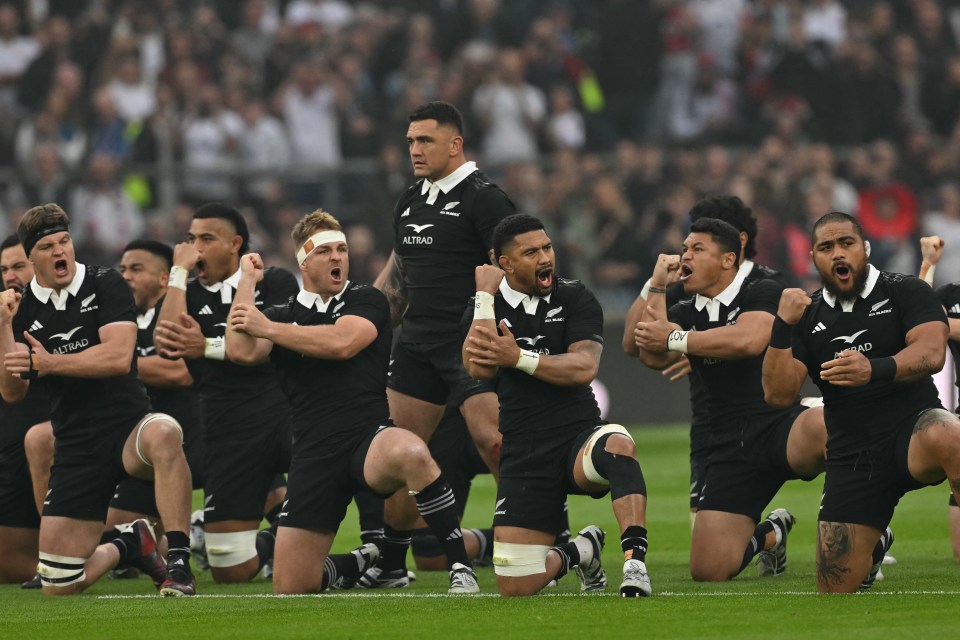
[120,249,168,313]
[1,244,33,292]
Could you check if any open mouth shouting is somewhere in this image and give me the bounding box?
[330,266,343,284]
[679,263,694,282]
[536,265,553,292]
[195,259,207,281]
[833,262,852,284]
[53,258,69,279]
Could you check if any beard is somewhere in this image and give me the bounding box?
[820,261,869,304]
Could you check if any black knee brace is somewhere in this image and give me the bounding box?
[590,433,647,500]
[410,527,444,558]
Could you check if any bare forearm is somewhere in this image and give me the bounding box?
[0,326,27,402]
[374,251,408,326]
[463,321,499,380]
[265,323,362,360]
[528,352,597,386]
[686,323,771,359]
[893,344,945,383]
[46,344,132,378]
[622,293,647,356]
[762,348,804,407]
[137,356,192,387]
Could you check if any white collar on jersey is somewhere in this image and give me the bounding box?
[200,266,242,304]
[136,306,156,330]
[499,277,551,315]
[30,263,87,311]
[420,161,477,205]
[297,281,349,312]
[822,264,880,312]
[694,260,754,322]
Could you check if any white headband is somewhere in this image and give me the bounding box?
[296,230,347,265]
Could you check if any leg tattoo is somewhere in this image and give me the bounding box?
[817,522,853,586]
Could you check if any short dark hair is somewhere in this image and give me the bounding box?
[409,101,464,136]
[811,211,863,245]
[123,239,174,270]
[492,214,545,260]
[1,234,21,253]
[193,202,250,254]
[688,195,757,259]
[689,217,742,257]
[18,203,70,256]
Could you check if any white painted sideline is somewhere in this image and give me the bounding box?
[96,590,960,599]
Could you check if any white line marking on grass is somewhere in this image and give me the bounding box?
[97,590,960,600]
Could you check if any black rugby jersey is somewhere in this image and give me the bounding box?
[472,276,603,439]
[791,267,946,459]
[263,282,392,445]
[184,266,298,414]
[393,162,516,343]
[668,270,785,428]
[667,261,788,430]
[136,295,202,439]
[935,282,960,410]
[12,264,150,437]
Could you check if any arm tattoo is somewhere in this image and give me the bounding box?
[903,355,937,382]
[816,522,853,586]
[380,253,409,326]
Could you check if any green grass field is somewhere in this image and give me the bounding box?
[1,425,958,639]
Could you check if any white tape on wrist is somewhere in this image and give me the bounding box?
[639,279,651,301]
[667,330,689,354]
[204,336,225,360]
[922,263,936,286]
[516,349,540,374]
[474,291,496,320]
[169,266,188,291]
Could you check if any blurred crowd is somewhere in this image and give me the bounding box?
[3,0,960,315]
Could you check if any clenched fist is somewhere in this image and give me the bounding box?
[777,288,812,325]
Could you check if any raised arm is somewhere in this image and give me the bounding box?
[155,242,198,359]
[374,250,409,326]
[762,288,812,407]
[462,265,503,380]
[0,289,28,403]
[225,254,272,365]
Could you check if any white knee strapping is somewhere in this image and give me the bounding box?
[492,541,550,577]
[136,412,184,467]
[582,424,634,485]
[205,530,259,568]
[37,552,86,587]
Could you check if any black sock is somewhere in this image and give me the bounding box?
[872,529,892,565]
[620,525,648,562]
[379,524,412,572]
[414,476,470,568]
[256,523,278,568]
[550,540,581,580]
[110,530,139,568]
[321,549,370,590]
[166,530,190,564]
[470,528,493,562]
[739,520,776,573]
[555,501,571,545]
[264,503,283,526]
[100,528,122,546]
[355,490,385,545]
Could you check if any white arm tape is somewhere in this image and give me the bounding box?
[516,349,540,374]
[922,263,936,286]
[169,266,188,291]
[204,336,225,360]
[474,291,496,320]
[667,330,689,354]
[639,278,651,301]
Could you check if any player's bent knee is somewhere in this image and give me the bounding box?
[135,413,184,467]
[582,426,646,500]
[205,530,258,570]
[37,552,86,590]
[493,541,549,579]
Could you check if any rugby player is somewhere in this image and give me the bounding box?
[634,218,826,582]
[463,214,651,597]
[0,204,194,596]
[917,234,960,563]
[762,212,960,592]
[623,195,789,557]
[0,235,50,584]
[369,101,515,585]
[154,203,296,583]
[226,209,479,594]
